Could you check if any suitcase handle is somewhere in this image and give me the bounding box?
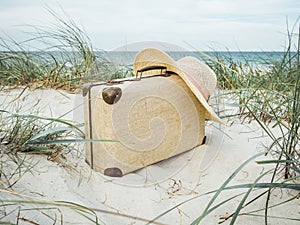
[136,65,171,79]
[137,65,166,73]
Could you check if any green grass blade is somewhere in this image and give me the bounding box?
[27,138,119,145]
[190,152,265,225]
[229,169,273,224]
[28,126,80,142]
[256,159,296,164]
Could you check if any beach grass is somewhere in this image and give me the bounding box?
[0,10,299,224]
[0,9,124,92]
[150,25,300,224]
[144,24,299,224]
[0,10,132,224]
[0,11,98,223]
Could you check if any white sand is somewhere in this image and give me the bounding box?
[0,88,299,225]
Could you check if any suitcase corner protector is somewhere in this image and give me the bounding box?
[82,83,92,97]
[104,167,123,177]
[201,136,207,145]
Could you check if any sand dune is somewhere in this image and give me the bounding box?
[0,88,298,225]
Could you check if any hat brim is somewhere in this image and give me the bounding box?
[133,48,224,124]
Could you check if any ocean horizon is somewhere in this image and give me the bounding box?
[99,50,288,67]
[1,50,291,68]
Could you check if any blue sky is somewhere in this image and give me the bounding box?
[0,0,299,51]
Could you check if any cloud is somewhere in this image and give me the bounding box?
[0,0,299,50]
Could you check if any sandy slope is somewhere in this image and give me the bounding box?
[0,88,298,225]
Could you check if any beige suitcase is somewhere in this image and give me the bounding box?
[83,66,206,177]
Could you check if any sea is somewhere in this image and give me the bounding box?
[97,51,286,68]
[0,50,290,72]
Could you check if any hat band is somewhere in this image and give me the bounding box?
[182,71,210,102]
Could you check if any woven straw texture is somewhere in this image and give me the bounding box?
[84,76,205,175]
[134,48,223,124]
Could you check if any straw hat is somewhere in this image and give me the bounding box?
[133,48,223,124]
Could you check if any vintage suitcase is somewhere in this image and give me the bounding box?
[83,67,206,177]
